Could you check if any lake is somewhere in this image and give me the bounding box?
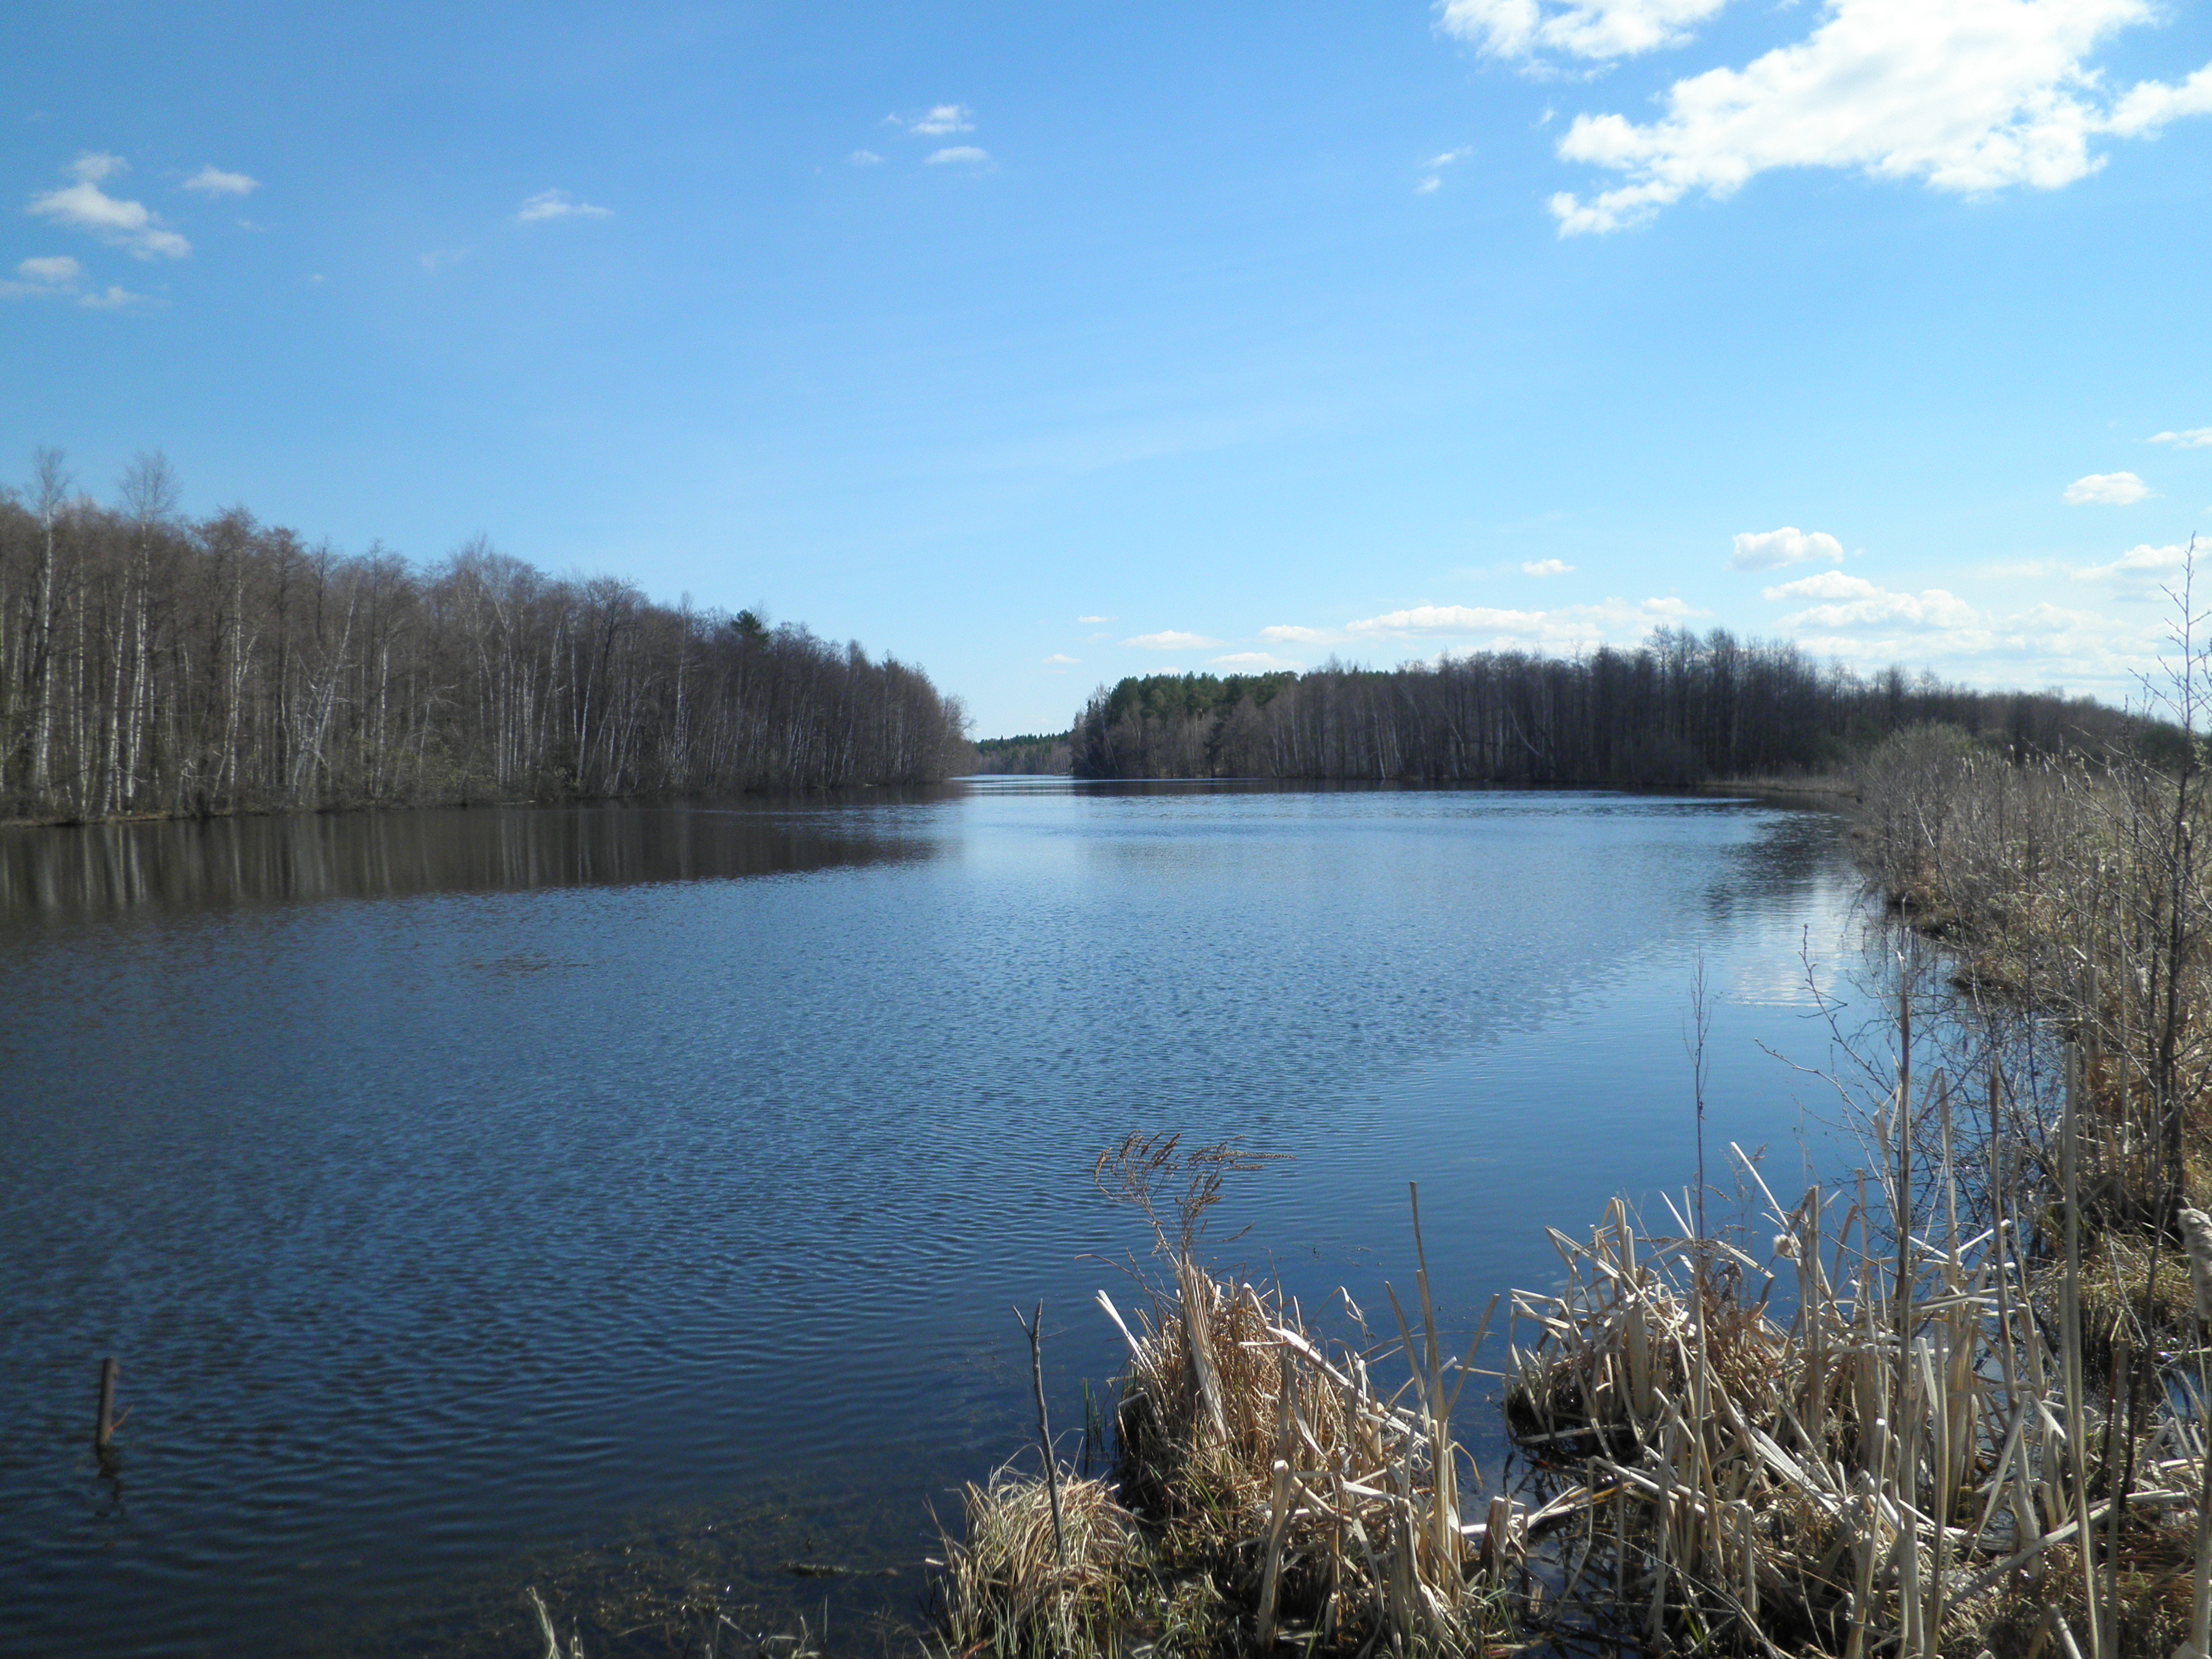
[0,783,1875,1657]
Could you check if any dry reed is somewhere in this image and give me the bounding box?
[930,1469,1143,1657]
[933,1135,1518,1656]
[1502,1055,2212,1659]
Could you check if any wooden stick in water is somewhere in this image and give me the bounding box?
[1013,1300,1066,1569]
[94,1356,118,1451]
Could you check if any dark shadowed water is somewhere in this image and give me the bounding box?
[0,784,1875,1657]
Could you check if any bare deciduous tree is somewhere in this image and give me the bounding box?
[0,452,971,818]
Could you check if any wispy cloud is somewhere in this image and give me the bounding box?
[1541,0,2212,235]
[1730,527,1844,570]
[907,104,975,136]
[2073,540,2196,589]
[2064,470,2150,505]
[417,249,469,273]
[1344,596,1697,647]
[2149,427,2212,449]
[6,254,79,288]
[1210,652,1305,672]
[1125,630,1227,650]
[1522,558,1575,576]
[27,153,190,259]
[1,253,152,311]
[1440,0,1731,63]
[1,254,74,299]
[925,146,991,167]
[516,189,612,223]
[183,165,258,197]
[1760,570,1975,628]
[1754,566,2172,690]
[1076,615,1115,625]
[1260,624,1337,645]
[849,149,883,166]
[1043,653,1080,665]
[1418,145,1473,193]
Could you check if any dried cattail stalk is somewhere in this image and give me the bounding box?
[2179,1208,2212,1330]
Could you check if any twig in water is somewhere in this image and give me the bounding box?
[1013,1298,1067,1569]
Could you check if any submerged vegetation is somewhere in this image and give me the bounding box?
[1069,636,2140,783]
[0,450,970,822]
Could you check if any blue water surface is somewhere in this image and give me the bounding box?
[0,783,1875,1657]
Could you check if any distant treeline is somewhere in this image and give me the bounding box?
[0,451,970,821]
[971,732,1074,775]
[1070,635,2145,783]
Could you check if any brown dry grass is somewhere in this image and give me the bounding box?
[931,1470,1144,1657]
[932,1137,1515,1657]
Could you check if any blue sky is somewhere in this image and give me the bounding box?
[5,1,2210,735]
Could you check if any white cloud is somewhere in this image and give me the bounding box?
[2074,541,2194,587]
[2064,470,2150,504]
[1522,558,1575,575]
[27,154,190,259]
[516,189,612,222]
[1076,614,1115,624]
[1417,176,1443,193]
[14,254,79,286]
[1125,630,1227,650]
[1751,568,2173,691]
[1760,571,1978,628]
[7,255,157,311]
[1210,652,1306,672]
[925,146,991,167]
[1260,624,1337,644]
[1043,653,1080,665]
[1439,0,1731,61]
[1730,526,1845,570]
[849,149,883,166]
[1345,596,1697,646]
[183,165,258,197]
[417,249,468,273]
[1759,571,1876,601]
[1543,0,2212,236]
[2149,427,2212,449]
[1428,146,1474,167]
[2105,60,2212,136]
[909,104,975,135]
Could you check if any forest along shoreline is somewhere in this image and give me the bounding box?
[0,455,971,827]
[1056,648,2153,785]
[920,710,2212,1659]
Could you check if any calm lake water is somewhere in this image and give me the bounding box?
[0,783,1875,1657]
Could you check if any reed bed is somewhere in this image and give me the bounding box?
[934,1031,2212,1658]
[931,1469,1145,1657]
[933,1136,1520,1656]
[1502,1039,2212,1659]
